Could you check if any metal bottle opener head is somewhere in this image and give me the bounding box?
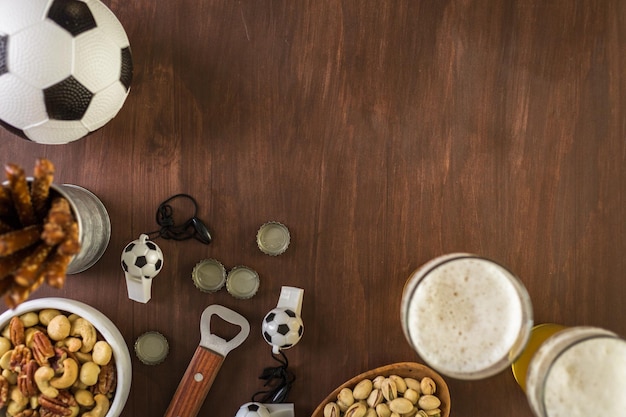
[200,304,250,357]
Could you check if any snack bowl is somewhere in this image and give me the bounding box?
[0,297,131,417]
[311,362,450,417]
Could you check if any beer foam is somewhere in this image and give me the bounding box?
[542,337,626,417]
[406,257,524,377]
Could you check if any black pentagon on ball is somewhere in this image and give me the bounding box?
[146,241,157,251]
[298,326,303,336]
[135,256,147,268]
[47,0,97,37]
[44,76,94,120]
[121,260,129,272]
[264,312,276,323]
[277,324,290,336]
[120,47,133,92]
[0,35,7,76]
[154,259,162,270]
[263,331,272,343]
[284,309,296,317]
[124,243,135,252]
[248,404,260,412]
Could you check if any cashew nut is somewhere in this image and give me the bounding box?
[83,394,110,417]
[25,327,39,348]
[50,358,79,389]
[74,389,95,407]
[79,361,101,386]
[56,336,83,352]
[7,385,29,415]
[2,368,17,385]
[19,312,39,328]
[38,309,61,326]
[0,349,13,370]
[92,341,112,366]
[34,366,59,398]
[70,318,96,353]
[47,315,71,341]
[0,337,11,357]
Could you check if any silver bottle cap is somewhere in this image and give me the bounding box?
[256,221,290,256]
[192,259,226,293]
[226,266,260,299]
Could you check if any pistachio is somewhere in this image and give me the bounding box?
[376,402,391,417]
[388,398,413,414]
[365,408,378,417]
[390,413,401,417]
[345,401,367,417]
[353,379,373,400]
[338,387,355,409]
[389,375,407,394]
[419,377,436,395]
[404,377,421,393]
[381,378,398,402]
[367,388,384,408]
[324,402,341,417]
[417,395,441,411]
[403,388,419,404]
[372,375,386,389]
[425,408,441,417]
[403,408,419,417]
[416,411,429,417]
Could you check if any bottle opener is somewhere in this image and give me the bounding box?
[164,305,250,417]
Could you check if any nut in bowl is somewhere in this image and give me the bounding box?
[311,362,450,417]
[0,297,131,417]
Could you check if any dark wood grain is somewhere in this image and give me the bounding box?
[2,1,626,416]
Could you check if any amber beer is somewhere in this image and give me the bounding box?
[525,326,626,417]
[511,323,566,392]
[401,253,533,379]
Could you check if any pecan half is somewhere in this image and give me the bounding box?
[32,331,55,366]
[0,374,9,408]
[39,391,74,417]
[10,316,25,346]
[18,359,38,397]
[13,409,40,417]
[92,361,116,397]
[10,345,32,373]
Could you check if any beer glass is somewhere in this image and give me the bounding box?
[401,253,533,379]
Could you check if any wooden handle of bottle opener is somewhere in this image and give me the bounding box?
[164,346,224,417]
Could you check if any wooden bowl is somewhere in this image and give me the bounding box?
[311,362,450,417]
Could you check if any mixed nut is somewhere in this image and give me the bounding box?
[0,309,116,417]
[324,374,442,417]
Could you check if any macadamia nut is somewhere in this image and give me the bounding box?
[47,315,71,341]
[92,341,112,366]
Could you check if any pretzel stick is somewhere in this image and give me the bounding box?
[4,282,31,309]
[31,158,55,221]
[0,248,33,281]
[58,221,80,256]
[13,243,53,287]
[4,164,37,227]
[43,251,72,289]
[0,185,13,217]
[0,218,13,234]
[42,198,73,246]
[0,225,41,257]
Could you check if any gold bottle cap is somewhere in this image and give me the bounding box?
[134,331,169,365]
[192,259,226,293]
[226,266,260,299]
[256,221,290,256]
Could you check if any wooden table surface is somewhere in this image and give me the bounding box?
[2,1,625,416]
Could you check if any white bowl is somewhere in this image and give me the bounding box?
[0,297,131,417]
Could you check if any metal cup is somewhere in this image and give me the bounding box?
[51,184,111,274]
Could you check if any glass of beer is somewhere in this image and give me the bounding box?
[401,253,533,379]
[524,326,626,417]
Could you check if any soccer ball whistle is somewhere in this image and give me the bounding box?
[121,234,164,303]
[262,287,304,354]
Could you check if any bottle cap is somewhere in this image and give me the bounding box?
[134,331,169,365]
[226,266,260,299]
[256,221,290,256]
[192,259,226,293]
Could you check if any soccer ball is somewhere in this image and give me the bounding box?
[0,0,133,144]
[262,308,304,353]
[234,402,270,417]
[121,234,163,279]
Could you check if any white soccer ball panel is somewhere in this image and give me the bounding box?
[74,29,120,92]
[262,308,304,350]
[0,0,51,36]
[0,74,47,128]
[23,119,88,144]
[234,402,271,417]
[81,81,127,130]
[8,20,73,88]
[84,0,130,48]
